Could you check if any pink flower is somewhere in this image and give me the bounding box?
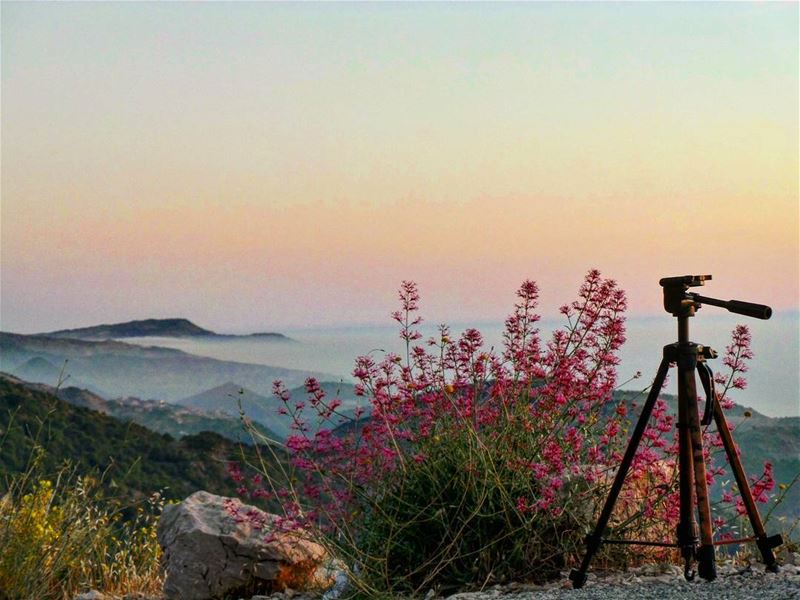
[240,272,760,558]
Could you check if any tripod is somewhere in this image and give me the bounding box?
[569,275,783,589]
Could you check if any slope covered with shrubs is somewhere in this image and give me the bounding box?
[0,376,277,503]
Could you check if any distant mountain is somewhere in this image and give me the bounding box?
[9,355,108,397]
[1,374,280,443]
[103,395,281,444]
[0,376,287,506]
[13,356,65,382]
[288,380,360,405]
[179,380,360,441]
[0,332,327,401]
[38,318,293,342]
[178,383,286,437]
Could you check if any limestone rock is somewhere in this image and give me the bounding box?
[74,592,108,600]
[157,491,328,600]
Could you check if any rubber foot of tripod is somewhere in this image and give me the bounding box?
[569,569,588,589]
[697,545,717,582]
[766,562,780,574]
[698,560,716,582]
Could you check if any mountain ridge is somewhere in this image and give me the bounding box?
[37,318,293,342]
[0,331,329,401]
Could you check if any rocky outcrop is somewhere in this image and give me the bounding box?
[157,491,330,600]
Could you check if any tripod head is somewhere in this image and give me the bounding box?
[659,275,772,320]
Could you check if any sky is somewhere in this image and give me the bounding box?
[1,2,798,333]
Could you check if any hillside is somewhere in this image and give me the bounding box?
[0,332,327,401]
[10,356,110,396]
[178,383,283,435]
[0,377,285,505]
[39,318,292,342]
[614,389,799,510]
[104,396,281,443]
[178,380,360,440]
[12,356,63,380]
[0,374,280,443]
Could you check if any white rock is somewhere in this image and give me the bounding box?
[74,592,107,600]
[157,491,329,600]
[321,567,350,600]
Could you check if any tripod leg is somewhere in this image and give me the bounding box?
[679,358,716,582]
[677,381,698,581]
[697,363,783,572]
[569,358,671,589]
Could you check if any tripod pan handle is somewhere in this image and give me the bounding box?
[727,300,772,320]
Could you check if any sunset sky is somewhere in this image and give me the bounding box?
[2,2,797,333]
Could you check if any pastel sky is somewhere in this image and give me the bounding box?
[1,2,798,333]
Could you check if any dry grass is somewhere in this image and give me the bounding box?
[0,448,163,600]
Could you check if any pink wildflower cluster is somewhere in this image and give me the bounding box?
[229,270,773,551]
[701,324,774,535]
[714,325,754,409]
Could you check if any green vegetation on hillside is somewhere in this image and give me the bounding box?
[0,377,283,503]
[1,374,282,444]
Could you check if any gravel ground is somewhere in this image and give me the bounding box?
[253,561,800,600]
[79,560,800,600]
[445,562,800,600]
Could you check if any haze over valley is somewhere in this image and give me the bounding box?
[25,311,791,417]
[1,312,796,450]
[0,326,326,401]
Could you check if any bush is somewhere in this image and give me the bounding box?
[235,270,777,597]
[0,448,163,600]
